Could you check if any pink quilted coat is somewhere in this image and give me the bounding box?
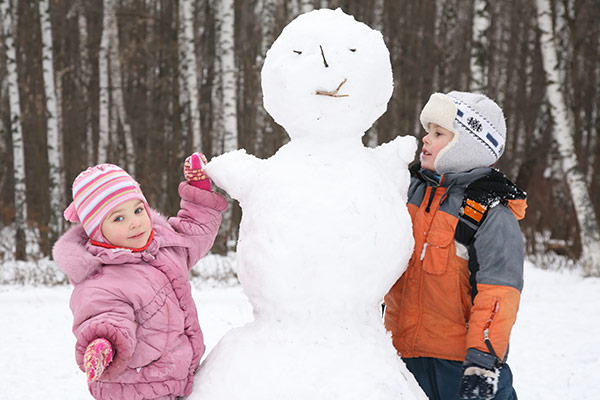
[53,182,228,400]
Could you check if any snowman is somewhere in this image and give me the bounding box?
[191,8,426,400]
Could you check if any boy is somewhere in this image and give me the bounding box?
[384,91,527,400]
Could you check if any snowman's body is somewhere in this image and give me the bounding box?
[231,139,413,320]
[191,9,426,400]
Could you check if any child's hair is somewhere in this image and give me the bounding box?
[63,163,150,243]
[419,91,506,174]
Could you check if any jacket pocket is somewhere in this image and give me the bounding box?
[422,230,453,275]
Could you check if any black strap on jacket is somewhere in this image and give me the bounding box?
[456,169,526,247]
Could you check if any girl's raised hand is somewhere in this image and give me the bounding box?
[184,152,212,191]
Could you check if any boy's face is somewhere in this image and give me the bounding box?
[421,123,454,171]
[101,199,152,249]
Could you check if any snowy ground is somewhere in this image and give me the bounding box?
[1,261,598,399]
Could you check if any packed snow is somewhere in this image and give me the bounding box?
[194,8,423,399]
[0,261,598,399]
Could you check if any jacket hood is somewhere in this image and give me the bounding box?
[53,209,176,285]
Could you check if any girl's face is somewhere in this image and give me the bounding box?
[101,199,151,249]
[420,123,454,171]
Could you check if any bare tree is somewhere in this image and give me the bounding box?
[301,0,314,13]
[0,80,6,186]
[365,0,385,148]
[1,0,26,260]
[431,0,446,91]
[214,0,239,252]
[287,0,300,18]
[218,0,238,154]
[179,0,202,150]
[254,0,278,156]
[98,0,114,163]
[536,0,600,276]
[39,0,64,240]
[75,0,95,165]
[211,0,224,156]
[108,3,135,176]
[469,0,489,91]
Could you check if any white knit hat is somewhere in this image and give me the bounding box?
[419,91,506,174]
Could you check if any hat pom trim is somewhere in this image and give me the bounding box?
[64,202,80,223]
[420,93,457,133]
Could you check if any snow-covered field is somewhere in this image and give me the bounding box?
[1,261,598,399]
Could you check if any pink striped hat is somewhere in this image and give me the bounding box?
[63,164,150,243]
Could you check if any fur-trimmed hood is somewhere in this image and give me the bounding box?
[53,209,186,285]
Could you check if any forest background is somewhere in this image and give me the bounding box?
[1,0,599,277]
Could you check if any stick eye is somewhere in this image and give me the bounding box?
[293,50,302,55]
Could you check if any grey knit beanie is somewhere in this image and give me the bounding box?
[419,91,506,174]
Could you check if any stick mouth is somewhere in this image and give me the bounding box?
[315,78,349,98]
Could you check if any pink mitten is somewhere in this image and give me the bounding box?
[84,338,114,382]
[184,152,211,191]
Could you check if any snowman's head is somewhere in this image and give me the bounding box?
[261,8,393,141]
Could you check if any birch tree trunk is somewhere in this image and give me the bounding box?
[211,0,224,156]
[39,0,64,239]
[254,0,277,155]
[216,0,239,252]
[1,0,27,260]
[179,0,202,150]
[432,0,471,90]
[372,0,384,50]
[469,0,489,91]
[487,0,507,102]
[536,0,600,277]
[287,0,300,19]
[98,0,114,163]
[108,6,135,176]
[177,3,190,150]
[218,0,238,153]
[77,0,95,165]
[431,0,445,90]
[0,80,6,167]
[365,0,385,148]
[301,0,313,13]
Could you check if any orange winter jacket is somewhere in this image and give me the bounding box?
[384,166,527,363]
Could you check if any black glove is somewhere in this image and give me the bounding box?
[459,348,500,400]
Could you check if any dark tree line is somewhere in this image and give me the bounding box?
[1,0,599,273]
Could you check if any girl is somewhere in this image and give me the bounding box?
[53,153,227,400]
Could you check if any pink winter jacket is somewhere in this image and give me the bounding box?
[53,182,228,400]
